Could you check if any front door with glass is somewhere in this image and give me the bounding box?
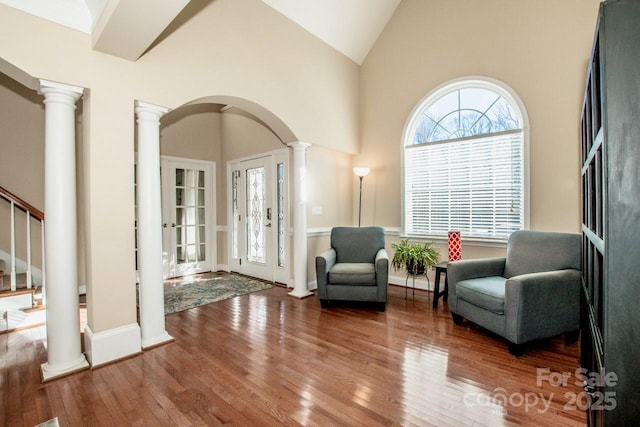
[229,150,289,283]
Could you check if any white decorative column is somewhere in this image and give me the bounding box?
[38,80,89,381]
[135,101,173,349]
[287,142,313,298]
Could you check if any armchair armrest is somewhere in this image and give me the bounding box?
[448,257,506,283]
[505,269,581,344]
[375,248,389,302]
[315,249,337,299]
[375,248,389,269]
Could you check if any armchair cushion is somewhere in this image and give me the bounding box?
[329,263,376,285]
[456,276,506,314]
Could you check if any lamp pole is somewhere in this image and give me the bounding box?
[353,167,370,227]
[358,175,364,227]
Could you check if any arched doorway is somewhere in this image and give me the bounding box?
[158,96,300,285]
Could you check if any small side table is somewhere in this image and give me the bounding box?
[432,262,448,309]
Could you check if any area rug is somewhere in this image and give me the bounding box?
[164,274,273,315]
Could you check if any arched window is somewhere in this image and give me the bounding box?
[403,78,528,241]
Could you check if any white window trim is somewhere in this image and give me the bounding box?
[400,76,530,244]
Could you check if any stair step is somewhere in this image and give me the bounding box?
[0,287,35,299]
[0,273,33,292]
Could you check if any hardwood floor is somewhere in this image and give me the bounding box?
[1,284,586,426]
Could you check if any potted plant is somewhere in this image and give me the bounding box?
[391,239,440,276]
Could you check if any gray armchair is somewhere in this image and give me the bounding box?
[448,230,581,355]
[316,226,389,311]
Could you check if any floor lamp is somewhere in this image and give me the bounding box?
[353,167,370,227]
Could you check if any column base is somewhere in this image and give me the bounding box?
[288,289,314,299]
[141,331,174,350]
[84,323,142,367]
[41,354,90,382]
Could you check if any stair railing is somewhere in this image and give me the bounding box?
[0,185,44,292]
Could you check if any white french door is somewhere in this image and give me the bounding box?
[161,157,215,279]
[229,149,289,284]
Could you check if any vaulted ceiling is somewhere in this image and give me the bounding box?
[0,0,401,64]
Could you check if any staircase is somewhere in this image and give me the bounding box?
[0,263,45,333]
[0,185,46,333]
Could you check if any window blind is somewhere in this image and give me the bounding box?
[405,131,523,239]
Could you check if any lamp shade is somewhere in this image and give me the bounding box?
[448,231,462,262]
[353,167,370,178]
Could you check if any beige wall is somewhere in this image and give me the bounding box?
[221,108,284,161]
[160,104,221,162]
[359,0,600,261]
[0,73,45,273]
[305,144,353,229]
[304,144,354,282]
[0,73,44,208]
[0,0,359,333]
[0,0,603,334]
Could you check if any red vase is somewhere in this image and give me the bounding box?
[448,231,461,262]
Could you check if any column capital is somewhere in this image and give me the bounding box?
[135,100,170,123]
[38,79,84,104]
[287,141,312,151]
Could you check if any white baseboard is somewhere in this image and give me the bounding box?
[84,323,142,367]
[216,264,230,272]
[308,274,436,292]
[389,274,434,291]
[309,276,433,292]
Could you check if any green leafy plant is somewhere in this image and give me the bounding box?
[391,239,440,275]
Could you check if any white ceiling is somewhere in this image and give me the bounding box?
[0,0,106,33]
[0,0,400,64]
[262,0,401,64]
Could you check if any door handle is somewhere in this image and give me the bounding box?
[163,223,167,228]
[172,223,176,228]
[265,223,272,228]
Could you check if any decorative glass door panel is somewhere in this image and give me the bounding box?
[246,166,266,264]
[277,162,286,268]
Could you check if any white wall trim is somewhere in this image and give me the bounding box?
[83,323,142,367]
[308,275,434,293]
[307,227,331,237]
[389,273,434,291]
[306,226,400,238]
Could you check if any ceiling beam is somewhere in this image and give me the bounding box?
[92,0,190,61]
